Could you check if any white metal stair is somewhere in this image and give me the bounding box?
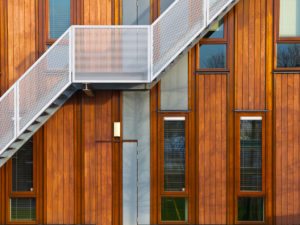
[0,0,239,167]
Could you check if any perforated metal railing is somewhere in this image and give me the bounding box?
[0,0,238,160]
[73,26,151,83]
[151,0,206,79]
[0,29,72,155]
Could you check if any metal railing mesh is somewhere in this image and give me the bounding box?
[0,0,237,157]
[208,0,233,23]
[18,31,71,132]
[74,27,150,83]
[0,86,16,152]
[152,0,206,79]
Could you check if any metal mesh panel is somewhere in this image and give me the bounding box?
[0,86,16,153]
[208,0,231,23]
[74,27,150,83]
[152,0,205,78]
[18,31,70,132]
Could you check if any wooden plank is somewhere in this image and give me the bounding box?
[287,76,294,225]
[235,1,243,109]
[292,75,299,224]
[204,76,210,223]
[281,76,288,224]
[275,75,282,225]
[260,0,266,110]
[294,75,300,224]
[221,75,227,224]
[254,0,261,109]
[215,75,222,225]
[248,0,255,109]
[242,0,249,109]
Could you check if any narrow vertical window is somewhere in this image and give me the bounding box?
[159,116,189,223]
[9,139,36,222]
[46,0,71,45]
[240,118,262,191]
[236,116,265,222]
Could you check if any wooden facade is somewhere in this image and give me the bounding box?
[0,0,299,224]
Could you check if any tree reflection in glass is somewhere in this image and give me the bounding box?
[277,43,300,68]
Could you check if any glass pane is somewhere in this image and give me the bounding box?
[240,119,262,191]
[10,198,36,221]
[238,197,264,221]
[161,54,188,110]
[164,118,185,192]
[279,0,300,37]
[277,43,300,68]
[49,0,70,39]
[204,19,224,39]
[12,139,33,192]
[122,0,150,25]
[161,197,188,222]
[160,0,175,14]
[200,44,226,69]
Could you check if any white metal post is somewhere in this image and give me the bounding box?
[15,82,20,136]
[72,26,76,82]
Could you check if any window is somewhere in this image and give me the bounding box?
[9,139,36,222]
[236,115,265,223]
[276,0,300,68]
[160,54,188,110]
[122,0,150,25]
[279,0,300,37]
[46,0,71,44]
[159,116,189,223]
[198,19,228,70]
[200,44,226,69]
[160,0,175,14]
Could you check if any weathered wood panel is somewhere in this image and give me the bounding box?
[235,0,266,110]
[196,74,227,224]
[275,74,300,225]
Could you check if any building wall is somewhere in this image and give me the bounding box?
[275,74,300,225]
[0,0,300,224]
[235,0,267,110]
[196,75,227,224]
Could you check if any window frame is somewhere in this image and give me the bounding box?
[6,139,37,224]
[196,16,229,72]
[45,0,75,45]
[235,113,266,224]
[274,0,300,71]
[158,113,190,224]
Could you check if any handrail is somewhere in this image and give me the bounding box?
[0,0,238,160]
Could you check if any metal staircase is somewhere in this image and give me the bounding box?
[0,0,239,167]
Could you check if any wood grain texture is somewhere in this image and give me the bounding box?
[235,0,266,110]
[82,92,116,225]
[43,96,78,224]
[83,0,113,25]
[275,74,300,225]
[5,0,36,89]
[196,74,227,224]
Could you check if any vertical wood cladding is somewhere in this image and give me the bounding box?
[235,0,266,110]
[82,91,115,225]
[83,0,113,25]
[275,74,300,225]
[6,0,36,88]
[196,75,227,224]
[44,96,78,224]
